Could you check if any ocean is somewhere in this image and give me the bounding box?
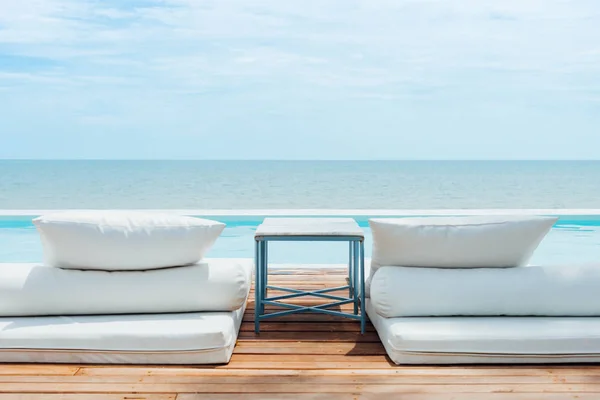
[1,160,600,264]
[2,214,600,265]
[1,160,600,210]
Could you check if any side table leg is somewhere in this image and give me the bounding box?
[348,241,354,298]
[254,239,261,334]
[360,240,366,334]
[353,240,359,315]
[262,240,268,315]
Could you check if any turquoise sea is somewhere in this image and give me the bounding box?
[1,160,600,264]
[1,160,600,209]
[1,214,600,265]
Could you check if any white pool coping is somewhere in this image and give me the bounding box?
[2,209,600,216]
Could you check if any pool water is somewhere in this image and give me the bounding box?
[1,215,600,265]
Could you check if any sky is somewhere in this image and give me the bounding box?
[0,0,599,160]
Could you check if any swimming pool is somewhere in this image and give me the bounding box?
[1,213,600,265]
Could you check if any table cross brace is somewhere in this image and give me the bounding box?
[266,285,352,302]
[259,299,360,320]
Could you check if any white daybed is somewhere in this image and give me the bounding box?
[365,215,600,365]
[367,264,600,365]
[0,258,252,364]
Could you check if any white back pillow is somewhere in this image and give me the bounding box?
[369,215,557,271]
[371,264,600,317]
[0,259,251,316]
[34,211,225,270]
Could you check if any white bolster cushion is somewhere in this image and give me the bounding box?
[371,265,600,318]
[0,259,252,316]
[33,211,225,270]
[369,216,557,272]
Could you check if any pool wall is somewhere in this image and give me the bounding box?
[2,209,600,264]
[3,209,600,228]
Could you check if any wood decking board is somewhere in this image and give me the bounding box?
[0,396,176,400]
[1,269,599,399]
[3,374,600,384]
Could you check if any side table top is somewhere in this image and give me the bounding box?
[255,217,364,238]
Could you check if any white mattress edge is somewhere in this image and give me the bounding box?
[366,300,600,358]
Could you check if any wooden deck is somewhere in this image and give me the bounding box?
[2,269,600,399]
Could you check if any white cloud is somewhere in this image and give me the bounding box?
[1,0,600,159]
[1,0,599,89]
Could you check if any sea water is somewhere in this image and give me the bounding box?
[1,160,599,263]
[1,216,600,265]
[1,160,600,209]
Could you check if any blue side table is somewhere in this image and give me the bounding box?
[254,218,366,334]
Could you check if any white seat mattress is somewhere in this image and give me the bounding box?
[0,258,252,316]
[0,305,245,364]
[367,300,600,365]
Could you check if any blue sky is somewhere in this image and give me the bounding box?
[0,0,599,160]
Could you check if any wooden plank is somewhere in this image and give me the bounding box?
[75,366,600,377]
[229,355,387,362]
[2,382,600,393]
[242,313,359,323]
[269,270,347,276]
[237,331,380,342]
[234,341,386,355]
[0,365,79,376]
[2,374,600,384]
[226,361,396,369]
[239,322,375,333]
[268,273,347,277]
[0,396,176,400]
[178,395,600,400]
[258,273,344,279]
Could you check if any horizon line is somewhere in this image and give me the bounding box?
[2,209,600,217]
[2,159,600,162]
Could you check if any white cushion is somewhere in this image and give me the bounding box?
[369,216,556,272]
[366,300,600,364]
[370,264,600,318]
[0,259,252,316]
[0,312,239,351]
[33,211,225,270]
